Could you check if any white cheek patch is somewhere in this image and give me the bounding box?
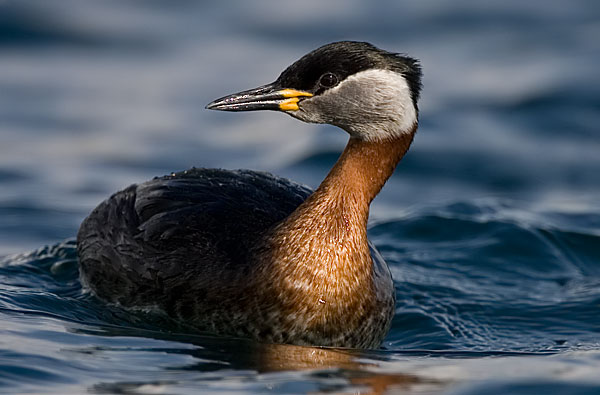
[325,68,418,141]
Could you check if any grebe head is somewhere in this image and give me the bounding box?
[206,41,422,141]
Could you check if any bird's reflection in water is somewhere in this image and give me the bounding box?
[78,326,446,394]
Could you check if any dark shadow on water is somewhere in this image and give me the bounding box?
[0,3,160,51]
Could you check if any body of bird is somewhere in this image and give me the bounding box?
[78,41,422,349]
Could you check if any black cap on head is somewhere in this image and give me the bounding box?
[276,41,422,103]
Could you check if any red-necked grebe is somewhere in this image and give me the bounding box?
[77,41,422,349]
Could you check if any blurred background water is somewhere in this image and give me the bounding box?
[1,0,599,393]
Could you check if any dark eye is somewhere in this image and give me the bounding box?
[319,73,338,88]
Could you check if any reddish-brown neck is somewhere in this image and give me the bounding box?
[260,125,416,291]
[316,129,416,209]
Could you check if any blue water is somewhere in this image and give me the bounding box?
[1,0,600,393]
